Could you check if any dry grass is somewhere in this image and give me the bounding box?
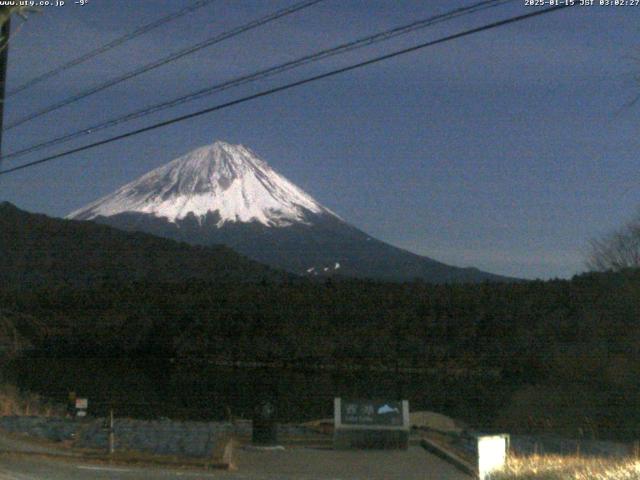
[493,454,640,479]
[0,383,64,416]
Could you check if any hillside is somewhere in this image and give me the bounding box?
[4,203,640,441]
[2,269,640,440]
[0,202,289,289]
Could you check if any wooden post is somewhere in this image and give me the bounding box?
[211,435,236,470]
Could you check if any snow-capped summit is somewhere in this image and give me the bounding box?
[68,141,333,227]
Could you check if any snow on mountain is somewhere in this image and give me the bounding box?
[68,141,336,227]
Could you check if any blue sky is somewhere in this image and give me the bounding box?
[0,0,638,279]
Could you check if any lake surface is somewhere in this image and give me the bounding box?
[4,356,508,426]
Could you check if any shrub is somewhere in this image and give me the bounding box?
[494,454,640,480]
[0,383,63,416]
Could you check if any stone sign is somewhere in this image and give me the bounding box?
[334,398,409,449]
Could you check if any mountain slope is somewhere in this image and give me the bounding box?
[69,141,510,283]
[0,202,288,289]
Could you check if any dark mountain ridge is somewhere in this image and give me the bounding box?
[0,202,288,289]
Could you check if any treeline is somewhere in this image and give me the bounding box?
[2,269,640,439]
[4,271,637,371]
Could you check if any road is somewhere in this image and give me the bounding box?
[0,455,221,480]
[0,430,471,479]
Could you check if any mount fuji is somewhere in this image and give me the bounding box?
[68,141,507,283]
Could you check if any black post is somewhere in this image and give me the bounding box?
[0,16,10,159]
[109,408,115,454]
[252,374,279,446]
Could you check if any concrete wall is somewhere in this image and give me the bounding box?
[0,416,315,457]
[77,418,239,457]
[0,416,77,442]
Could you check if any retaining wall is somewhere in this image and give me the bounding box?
[0,416,314,457]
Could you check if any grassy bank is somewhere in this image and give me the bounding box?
[0,383,64,416]
[494,454,640,479]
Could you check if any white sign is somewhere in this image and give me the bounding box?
[75,398,88,410]
[334,398,409,430]
[478,434,508,480]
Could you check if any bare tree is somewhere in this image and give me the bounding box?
[587,213,640,271]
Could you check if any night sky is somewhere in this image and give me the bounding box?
[0,0,638,279]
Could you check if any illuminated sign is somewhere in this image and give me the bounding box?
[478,434,509,480]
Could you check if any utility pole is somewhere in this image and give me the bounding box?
[0,16,10,159]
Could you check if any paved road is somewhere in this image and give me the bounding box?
[0,455,221,480]
[236,446,472,479]
[0,430,471,479]
[0,449,471,480]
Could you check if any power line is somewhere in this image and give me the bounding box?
[0,4,574,178]
[4,0,324,131]
[1,0,514,163]
[6,0,217,98]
